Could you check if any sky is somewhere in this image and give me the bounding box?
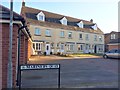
[1,0,119,33]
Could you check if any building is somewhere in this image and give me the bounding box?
[104,31,120,52]
[0,5,31,89]
[21,2,104,55]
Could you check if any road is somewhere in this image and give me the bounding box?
[20,57,118,88]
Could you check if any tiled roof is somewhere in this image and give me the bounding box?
[21,6,104,34]
[0,4,31,38]
[0,5,23,21]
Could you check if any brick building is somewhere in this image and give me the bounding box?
[0,5,31,89]
[104,31,120,52]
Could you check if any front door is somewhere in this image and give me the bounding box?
[94,45,97,53]
[45,44,50,55]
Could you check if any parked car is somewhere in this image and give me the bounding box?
[103,49,120,59]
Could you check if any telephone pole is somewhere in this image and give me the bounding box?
[7,0,13,88]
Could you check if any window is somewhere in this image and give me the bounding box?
[80,45,83,50]
[60,17,67,25]
[85,34,89,40]
[94,35,97,41]
[70,44,74,51]
[37,11,45,21]
[67,44,74,51]
[33,43,41,51]
[99,36,102,41]
[68,32,72,38]
[111,34,116,39]
[33,43,35,49]
[77,21,83,28]
[78,44,83,51]
[63,20,67,25]
[38,15,44,21]
[35,28,40,35]
[60,44,64,50]
[79,34,82,39]
[92,24,97,30]
[60,31,64,37]
[46,29,51,36]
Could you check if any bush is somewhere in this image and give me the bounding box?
[50,52,52,55]
[57,52,60,55]
[44,52,46,55]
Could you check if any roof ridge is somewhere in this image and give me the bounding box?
[22,6,94,24]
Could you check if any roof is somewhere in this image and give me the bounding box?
[21,6,104,34]
[0,5,23,21]
[0,4,31,38]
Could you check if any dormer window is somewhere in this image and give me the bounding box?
[92,24,97,30]
[37,11,45,21]
[60,17,67,25]
[77,21,83,28]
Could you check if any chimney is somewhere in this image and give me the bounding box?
[90,19,93,23]
[22,0,25,6]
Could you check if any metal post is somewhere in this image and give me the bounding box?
[58,64,60,88]
[16,30,21,86]
[7,0,13,88]
[19,68,21,90]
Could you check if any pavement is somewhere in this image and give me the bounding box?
[21,56,118,88]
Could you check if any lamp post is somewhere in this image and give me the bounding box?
[7,0,13,88]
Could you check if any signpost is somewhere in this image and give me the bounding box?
[19,64,60,89]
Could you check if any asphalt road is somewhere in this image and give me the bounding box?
[20,57,119,88]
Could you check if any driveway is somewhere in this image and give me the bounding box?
[21,57,118,88]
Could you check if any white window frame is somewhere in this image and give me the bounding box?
[60,31,65,37]
[68,32,72,38]
[77,21,83,28]
[78,44,83,51]
[67,44,74,51]
[60,17,67,25]
[37,11,45,21]
[60,44,64,50]
[94,35,97,41]
[79,33,82,39]
[34,28,41,35]
[45,29,51,36]
[111,34,116,39]
[92,24,97,30]
[33,42,41,51]
[85,34,89,40]
[99,36,102,42]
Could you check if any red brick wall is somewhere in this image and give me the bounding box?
[20,35,29,64]
[2,23,18,88]
[28,39,32,60]
[1,23,29,88]
[108,45,119,50]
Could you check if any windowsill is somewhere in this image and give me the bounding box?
[79,38,83,40]
[45,35,51,37]
[34,34,41,36]
[68,37,72,39]
[60,37,65,38]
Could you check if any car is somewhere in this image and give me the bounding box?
[103,49,120,59]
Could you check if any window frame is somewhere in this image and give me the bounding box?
[68,32,72,38]
[60,31,65,38]
[45,29,51,36]
[34,28,41,35]
[79,33,83,39]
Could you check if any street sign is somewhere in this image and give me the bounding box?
[18,64,61,89]
[20,64,60,70]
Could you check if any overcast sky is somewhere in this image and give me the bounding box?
[1,0,119,33]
